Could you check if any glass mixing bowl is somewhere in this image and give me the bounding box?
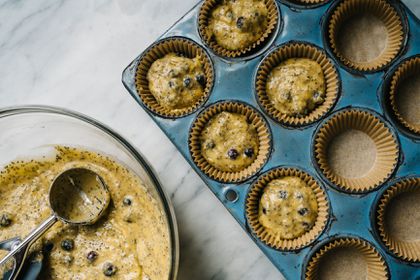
[0,105,179,279]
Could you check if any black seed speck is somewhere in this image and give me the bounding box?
[103,262,117,277]
[295,193,303,199]
[168,81,175,88]
[236,17,244,29]
[205,140,215,149]
[43,241,54,253]
[227,149,239,160]
[61,239,74,251]
[183,77,192,88]
[302,222,310,230]
[87,251,98,262]
[244,147,254,158]
[298,208,309,216]
[279,190,288,199]
[262,207,267,215]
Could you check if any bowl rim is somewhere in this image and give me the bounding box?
[0,104,179,280]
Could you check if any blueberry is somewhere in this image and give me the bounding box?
[244,147,254,158]
[87,251,98,262]
[0,213,12,227]
[195,74,206,87]
[298,208,309,216]
[61,239,74,251]
[103,262,118,277]
[43,241,54,253]
[123,196,132,206]
[279,190,288,199]
[183,77,192,88]
[236,16,244,29]
[227,148,239,160]
[302,222,310,230]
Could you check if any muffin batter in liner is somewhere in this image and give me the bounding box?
[135,37,214,118]
[189,101,271,183]
[245,167,329,251]
[313,108,399,193]
[388,56,420,135]
[255,42,339,126]
[376,177,420,262]
[198,0,279,58]
[305,237,389,279]
[327,0,405,72]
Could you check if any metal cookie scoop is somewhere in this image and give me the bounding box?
[0,168,110,280]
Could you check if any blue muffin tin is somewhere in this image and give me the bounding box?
[122,0,420,278]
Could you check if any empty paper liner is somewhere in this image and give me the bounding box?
[189,101,271,183]
[388,56,420,135]
[313,108,399,193]
[255,42,339,126]
[327,0,405,72]
[305,237,389,279]
[135,37,214,118]
[198,0,279,58]
[376,177,420,262]
[245,167,329,251]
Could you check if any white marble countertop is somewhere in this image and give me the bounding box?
[0,1,418,279]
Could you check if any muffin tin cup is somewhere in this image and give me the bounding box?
[189,101,272,183]
[255,41,340,127]
[313,108,399,193]
[388,56,420,135]
[376,177,420,262]
[135,36,214,118]
[198,0,279,58]
[245,167,329,251]
[304,237,389,279]
[327,0,405,72]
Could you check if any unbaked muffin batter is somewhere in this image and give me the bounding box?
[208,0,269,50]
[200,112,259,172]
[266,58,325,116]
[0,146,170,280]
[259,176,318,239]
[147,53,206,110]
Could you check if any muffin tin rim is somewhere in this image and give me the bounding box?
[244,165,332,252]
[311,106,401,195]
[321,0,410,74]
[253,39,342,128]
[187,99,274,184]
[134,35,216,119]
[278,0,332,10]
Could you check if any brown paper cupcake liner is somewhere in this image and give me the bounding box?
[255,42,340,126]
[314,108,399,193]
[376,177,420,262]
[198,0,279,58]
[305,237,389,279]
[189,101,271,183]
[388,56,420,135]
[328,0,405,72]
[135,37,214,118]
[245,167,329,251]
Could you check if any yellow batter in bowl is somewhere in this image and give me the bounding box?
[258,176,318,239]
[266,58,325,116]
[147,53,206,111]
[0,146,170,280]
[208,0,269,51]
[200,112,259,172]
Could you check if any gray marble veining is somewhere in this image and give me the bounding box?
[0,0,418,279]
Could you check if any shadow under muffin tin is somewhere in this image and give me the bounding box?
[122,0,420,279]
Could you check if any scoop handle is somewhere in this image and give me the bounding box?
[0,215,57,280]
